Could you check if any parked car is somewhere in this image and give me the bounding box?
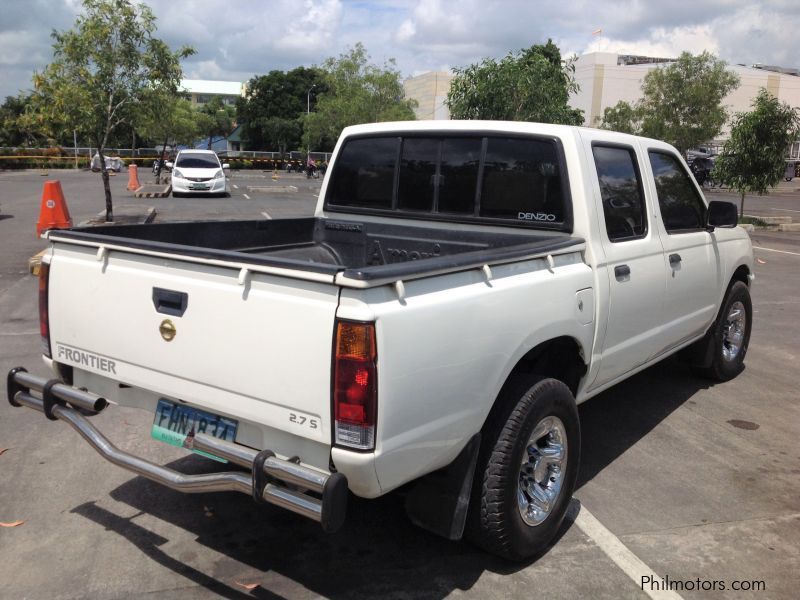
[90,153,124,173]
[10,121,753,561]
[169,149,229,197]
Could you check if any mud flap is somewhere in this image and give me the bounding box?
[404,433,481,541]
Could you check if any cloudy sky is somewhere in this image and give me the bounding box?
[1,0,798,99]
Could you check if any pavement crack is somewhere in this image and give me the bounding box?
[619,511,800,537]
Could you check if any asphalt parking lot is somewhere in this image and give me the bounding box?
[0,169,798,599]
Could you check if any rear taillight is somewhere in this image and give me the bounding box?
[333,320,377,450]
[39,262,51,358]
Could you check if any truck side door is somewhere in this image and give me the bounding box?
[582,136,667,389]
[646,149,722,351]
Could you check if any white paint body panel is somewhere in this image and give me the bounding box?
[43,121,754,498]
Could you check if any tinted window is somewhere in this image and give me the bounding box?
[480,138,565,223]
[592,145,647,241]
[398,138,438,211]
[328,137,398,208]
[325,134,568,228]
[439,138,482,214]
[176,153,220,169]
[648,151,707,232]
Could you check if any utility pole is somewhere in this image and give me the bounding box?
[306,84,316,164]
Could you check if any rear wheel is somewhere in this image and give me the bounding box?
[467,376,580,561]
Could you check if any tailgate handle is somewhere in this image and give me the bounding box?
[152,288,188,317]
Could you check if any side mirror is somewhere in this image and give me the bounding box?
[165,161,173,169]
[706,200,738,229]
[222,163,230,170]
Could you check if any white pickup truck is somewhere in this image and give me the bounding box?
[9,121,753,560]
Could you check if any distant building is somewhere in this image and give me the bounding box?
[403,71,453,120]
[569,52,800,156]
[180,79,246,107]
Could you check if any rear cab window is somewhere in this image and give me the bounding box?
[326,134,571,230]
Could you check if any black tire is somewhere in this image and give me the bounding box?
[172,191,183,198]
[467,376,580,561]
[695,281,752,381]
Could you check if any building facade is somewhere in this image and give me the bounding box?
[180,79,246,107]
[403,54,800,157]
[403,71,453,120]
[570,52,800,156]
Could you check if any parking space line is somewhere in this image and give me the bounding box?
[753,246,800,257]
[261,211,272,220]
[233,184,238,189]
[575,505,684,600]
[243,193,250,200]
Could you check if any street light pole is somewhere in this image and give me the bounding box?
[306,84,316,164]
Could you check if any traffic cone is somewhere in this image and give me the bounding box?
[36,180,73,237]
[126,164,141,190]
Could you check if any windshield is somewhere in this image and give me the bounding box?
[176,153,220,169]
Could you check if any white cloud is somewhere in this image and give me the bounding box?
[278,0,343,52]
[585,25,719,58]
[1,0,799,100]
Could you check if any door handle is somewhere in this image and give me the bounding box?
[614,265,630,279]
[669,253,682,265]
[152,287,189,317]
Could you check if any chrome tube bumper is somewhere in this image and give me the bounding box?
[7,367,347,533]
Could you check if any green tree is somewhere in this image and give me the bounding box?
[599,100,642,134]
[237,67,326,151]
[1,94,45,146]
[446,40,583,124]
[639,52,739,155]
[198,96,236,149]
[29,0,193,221]
[304,43,417,152]
[137,96,200,182]
[713,89,800,218]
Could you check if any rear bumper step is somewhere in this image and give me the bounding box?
[7,367,347,533]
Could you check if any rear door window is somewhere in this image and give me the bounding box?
[592,145,647,241]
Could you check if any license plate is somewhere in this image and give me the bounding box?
[151,399,238,462]
[189,183,209,190]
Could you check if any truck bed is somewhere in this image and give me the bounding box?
[48,217,584,283]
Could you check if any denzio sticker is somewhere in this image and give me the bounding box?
[518,212,557,222]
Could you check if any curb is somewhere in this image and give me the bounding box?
[246,185,298,193]
[744,214,792,225]
[778,223,800,232]
[134,184,172,198]
[80,206,157,227]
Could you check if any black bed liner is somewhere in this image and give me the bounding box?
[49,217,584,282]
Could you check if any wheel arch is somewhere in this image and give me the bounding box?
[481,336,587,435]
[730,263,751,288]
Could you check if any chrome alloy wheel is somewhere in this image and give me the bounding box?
[722,301,746,362]
[517,415,567,526]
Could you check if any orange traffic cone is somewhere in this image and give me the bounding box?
[36,180,73,237]
[126,164,141,191]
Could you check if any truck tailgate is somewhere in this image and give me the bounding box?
[47,243,339,447]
